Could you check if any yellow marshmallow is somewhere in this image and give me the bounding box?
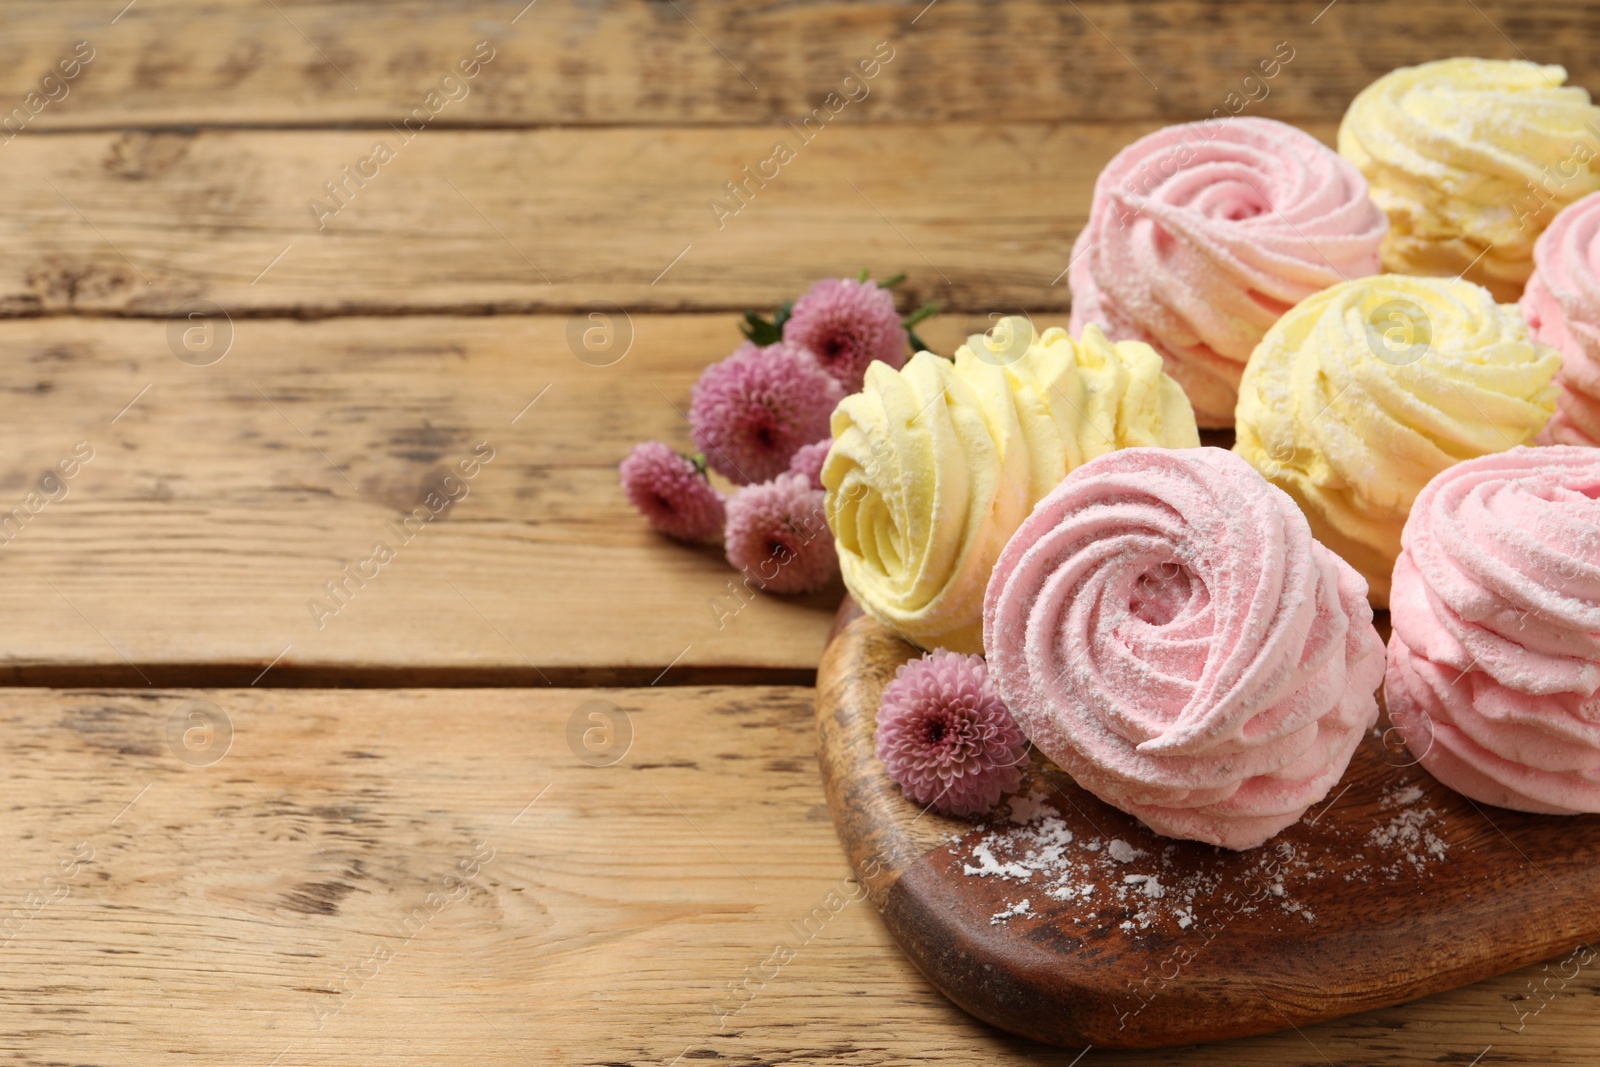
[1338,58,1600,302]
[1235,275,1559,605]
[823,317,1199,654]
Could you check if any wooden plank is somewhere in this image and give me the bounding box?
[0,313,998,682]
[0,683,1590,1065]
[0,122,1348,317]
[1,1,1596,128]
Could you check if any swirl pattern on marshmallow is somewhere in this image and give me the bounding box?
[1339,58,1600,302]
[1386,447,1600,814]
[982,448,1385,850]
[1235,274,1560,605]
[823,319,1198,655]
[1069,116,1387,427]
[1522,191,1600,446]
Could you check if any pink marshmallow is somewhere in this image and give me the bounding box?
[1069,117,1387,427]
[1385,446,1600,813]
[1522,191,1600,447]
[982,447,1385,850]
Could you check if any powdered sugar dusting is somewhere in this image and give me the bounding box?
[1363,779,1450,877]
[954,778,1454,936]
[954,791,1318,934]
[962,841,1033,881]
[1108,839,1147,863]
[991,898,1032,925]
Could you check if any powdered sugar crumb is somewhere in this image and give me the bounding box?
[953,790,1319,935]
[1108,839,1146,863]
[991,898,1031,924]
[962,841,1033,881]
[1366,780,1450,876]
[1007,792,1053,824]
[1388,784,1426,807]
[1125,874,1166,898]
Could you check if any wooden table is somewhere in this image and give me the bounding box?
[0,2,1594,1063]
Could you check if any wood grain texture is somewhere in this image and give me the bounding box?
[0,314,1004,681]
[0,123,1348,317]
[0,1,1596,127]
[0,683,1592,1067]
[817,600,1600,1050]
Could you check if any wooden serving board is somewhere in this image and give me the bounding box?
[816,598,1600,1050]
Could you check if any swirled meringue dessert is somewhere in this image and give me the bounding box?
[1339,58,1600,301]
[1070,116,1386,426]
[983,447,1385,850]
[1521,190,1600,446]
[822,318,1198,655]
[1386,447,1600,813]
[1235,274,1559,605]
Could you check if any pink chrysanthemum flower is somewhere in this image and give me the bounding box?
[723,472,837,595]
[787,439,832,491]
[619,441,726,543]
[690,342,843,484]
[783,278,909,391]
[875,650,1028,817]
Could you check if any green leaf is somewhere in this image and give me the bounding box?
[856,268,870,282]
[878,272,906,289]
[907,328,933,355]
[739,298,795,346]
[739,310,783,346]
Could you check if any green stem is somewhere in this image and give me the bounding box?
[901,301,939,330]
